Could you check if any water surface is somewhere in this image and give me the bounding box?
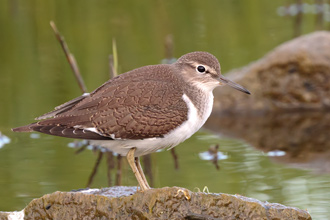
[1,1,329,219]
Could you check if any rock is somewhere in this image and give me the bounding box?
[1,186,311,219]
[214,31,330,114]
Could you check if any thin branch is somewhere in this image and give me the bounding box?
[293,0,303,38]
[86,151,103,187]
[109,38,118,79]
[210,144,220,170]
[315,0,324,30]
[115,155,122,186]
[50,21,87,93]
[109,55,116,79]
[164,34,174,60]
[75,141,88,154]
[106,151,115,186]
[171,148,179,170]
[142,155,153,187]
[112,38,118,77]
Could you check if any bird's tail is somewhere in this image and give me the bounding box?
[12,123,36,132]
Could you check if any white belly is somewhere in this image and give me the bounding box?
[91,92,214,157]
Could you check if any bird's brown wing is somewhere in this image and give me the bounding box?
[13,80,188,140]
[35,93,90,120]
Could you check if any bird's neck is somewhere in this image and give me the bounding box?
[184,83,214,120]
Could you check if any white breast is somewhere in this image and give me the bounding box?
[165,92,214,149]
[91,92,214,157]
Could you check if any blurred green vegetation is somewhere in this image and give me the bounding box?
[0,1,329,219]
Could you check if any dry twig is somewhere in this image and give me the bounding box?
[50,21,87,93]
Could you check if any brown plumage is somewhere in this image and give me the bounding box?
[13,64,188,140]
[12,51,250,191]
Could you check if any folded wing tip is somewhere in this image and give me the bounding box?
[12,125,33,132]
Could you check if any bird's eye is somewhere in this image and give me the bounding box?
[196,65,206,73]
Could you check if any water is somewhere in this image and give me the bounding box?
[1,1,330,219]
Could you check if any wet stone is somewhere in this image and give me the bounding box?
[213,31,330,114]
[13,186,311,219]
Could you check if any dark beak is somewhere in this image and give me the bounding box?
[218,76,251,95]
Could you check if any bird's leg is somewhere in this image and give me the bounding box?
[135,156,150,189]
[127,148,150,191]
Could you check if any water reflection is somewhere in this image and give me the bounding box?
[66,140,182,188]
[0,132,10,149]
[198,144,228,170]
[205,112,330,174]
[277,1,329,37]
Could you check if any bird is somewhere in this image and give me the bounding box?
[12,51,250,191]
